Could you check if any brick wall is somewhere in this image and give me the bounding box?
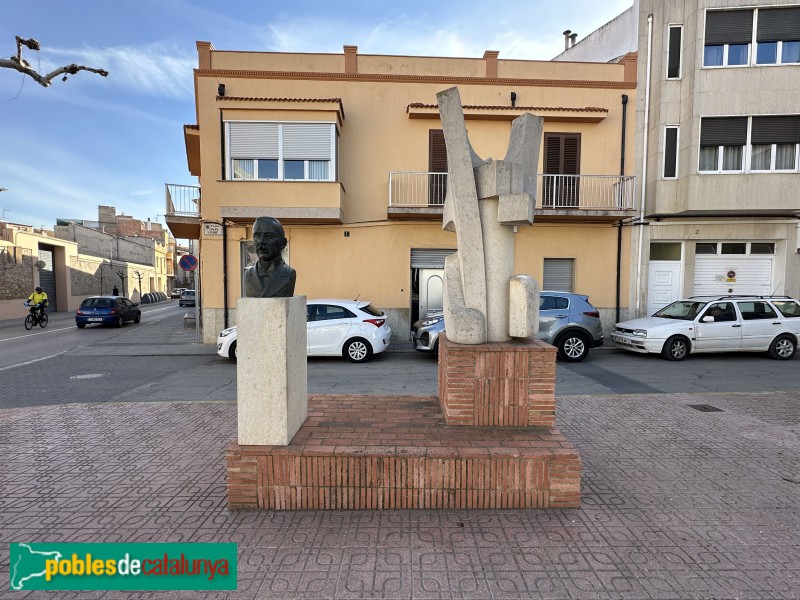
[0,254,34,300]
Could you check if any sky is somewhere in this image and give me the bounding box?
[0,0,631,233]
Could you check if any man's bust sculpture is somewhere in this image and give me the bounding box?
[244,216,297,298]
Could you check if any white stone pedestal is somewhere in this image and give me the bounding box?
[236,296,307,445]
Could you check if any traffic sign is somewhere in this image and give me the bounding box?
[179,254,198,272]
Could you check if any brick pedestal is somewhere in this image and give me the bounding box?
[438,334,556,427]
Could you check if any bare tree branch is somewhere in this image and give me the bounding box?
[0,36,108,87]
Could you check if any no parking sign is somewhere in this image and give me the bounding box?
[179,254,198,272]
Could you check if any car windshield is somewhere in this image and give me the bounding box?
[81,298,114,308]
[653,300,708,320]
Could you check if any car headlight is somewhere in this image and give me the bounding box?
[219,328,236,337]
[422,317,442,326]
[631,329,647,338]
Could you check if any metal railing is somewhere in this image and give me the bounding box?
[388,172,635,211]
[165,183,200,217]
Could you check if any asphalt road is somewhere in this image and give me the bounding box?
[1,304,798,411]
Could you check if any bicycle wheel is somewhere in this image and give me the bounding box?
[24,315,34,330]
[39,313,49,328]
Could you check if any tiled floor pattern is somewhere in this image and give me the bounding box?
[1,390,799,598]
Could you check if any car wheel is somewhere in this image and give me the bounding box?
[662,336,689,361]
[134,313,141,324]
[344,338,372,363]
[76,323,86,329]
[229,341,238,362]
[116,316,124,328]
[557,332,589,362]
[768,335,796,360]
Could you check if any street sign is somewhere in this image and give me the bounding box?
[203,222,223,236]
[179,254,198,272]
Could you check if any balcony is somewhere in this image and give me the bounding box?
[165,184,200,239]
[388,172,636,222]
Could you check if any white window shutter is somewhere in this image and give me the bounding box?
[229,122,279,158]
[543,258,574,292]
[283,124,332,160]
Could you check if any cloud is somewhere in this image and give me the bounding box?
[39,43,196,99]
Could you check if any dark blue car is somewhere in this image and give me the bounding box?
[75,296,141,328]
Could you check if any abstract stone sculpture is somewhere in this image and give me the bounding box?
[245,216,297,298]
[437,87,543,344]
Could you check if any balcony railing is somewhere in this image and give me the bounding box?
[165,183,200,217]
[388,172,635,211]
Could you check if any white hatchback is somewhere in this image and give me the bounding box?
[611,296,800,361]
[217,299,392,363]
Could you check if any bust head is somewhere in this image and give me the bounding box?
[253,217,287,263]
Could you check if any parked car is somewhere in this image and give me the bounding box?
[217,299,392,363]
[75,296,141,328]
[170,288,186,299]
[411,291,604,362]
[611,295,800,361]
[179,290,196,307]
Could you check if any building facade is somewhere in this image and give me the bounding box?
[558,0,800,316]
[169,43,639,343]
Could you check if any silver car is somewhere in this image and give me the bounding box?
[411,291,604,362]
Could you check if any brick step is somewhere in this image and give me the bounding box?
[227,395,580,510]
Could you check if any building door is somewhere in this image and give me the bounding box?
[543,133,581,207]
[647,262,682,315]
[428,129,447,205]
[38,245,57,311]
[419,270,444,317]
[410,248,456,324]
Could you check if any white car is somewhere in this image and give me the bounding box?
[217,299,392,363]
[611,295,800,361]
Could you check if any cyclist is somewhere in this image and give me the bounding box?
[26,287,49,319]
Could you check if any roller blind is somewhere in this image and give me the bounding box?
[751,115,800,144]
[705,9,753,45]
[282,124,332,160]
[229,122,279,158]
[700,117,748,146]
[757,7,800,42]
[543,258,574,292]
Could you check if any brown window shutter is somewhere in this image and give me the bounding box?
[544,134,562,174]
[543,133,581,207]
[428,130,448,205]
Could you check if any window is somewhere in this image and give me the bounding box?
[756,7,800,65]
[720,243,746,254]
[773,300,800,318]
[543,133,581,207]
[311,304,355,321]
[695,243,718,254]
[750,243,775,254]
[226,122,335,181]
[737,301,778,320]
[699,117,747,172]
[650,242,682,261]
[704,9,753,67]
[540,295,569,310]
[749,116,800,171]
[667,25,683,78]
[663,126,679,178]
[543,258,574,292]
[429,130,448,205]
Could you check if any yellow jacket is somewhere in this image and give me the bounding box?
[28,291,48,305]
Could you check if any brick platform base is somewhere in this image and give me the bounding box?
[227,395,580,510]
[438,335,557,427]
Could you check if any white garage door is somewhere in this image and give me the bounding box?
[693,256,773,296]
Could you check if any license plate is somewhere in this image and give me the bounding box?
[87,318,103,322]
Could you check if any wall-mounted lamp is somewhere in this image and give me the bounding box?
[218,83,226,97]
[344,231,350,237]
[510,92,517,107]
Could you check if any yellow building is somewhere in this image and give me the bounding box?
[168,43,638,344]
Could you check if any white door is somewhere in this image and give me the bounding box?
[419,269,444,317]
[647,262,682,316]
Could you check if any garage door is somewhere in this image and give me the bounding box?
[38,245,57,311]
[693,256,773,296]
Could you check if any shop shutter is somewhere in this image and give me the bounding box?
[751,115,800,145]
[694,256,773,296]
[282,124,332,160]
[700,117,748,146]
[757,7,800,42]
[228,122,279,158]
[410,248,456,269]
[543,258,574,292]
[705,9,754,45]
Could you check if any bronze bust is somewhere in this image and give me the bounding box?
[244,217,297,298]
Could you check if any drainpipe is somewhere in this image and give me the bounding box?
[635,14,653,317]
[616,94,629,323]
[223,221,229,329]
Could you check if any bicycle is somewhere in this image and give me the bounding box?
[24,302,49,330]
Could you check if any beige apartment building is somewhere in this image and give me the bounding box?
[558,1,800,316]
[169,43,639,344]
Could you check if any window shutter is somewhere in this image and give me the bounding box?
[429,130,448,172]
[543,258,574,292]
[700,117,748,146]
[705,10,754,45]
[229,122,279,158]
[544,134,562,174]
[562,135,580,175]
[282,124,332,160]
[668,26,682,78]
[410,248,456,268]
[751,115,800,144]
[757,7,800,42]
[664,127,678,178]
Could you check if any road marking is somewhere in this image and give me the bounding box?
[0,351,68,372]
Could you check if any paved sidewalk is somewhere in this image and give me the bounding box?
[2,386,799,598]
